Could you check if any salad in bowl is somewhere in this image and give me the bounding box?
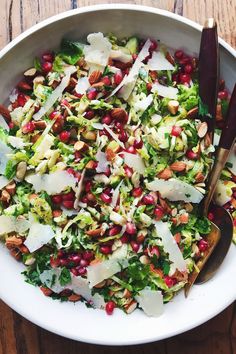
[0,31,234,317]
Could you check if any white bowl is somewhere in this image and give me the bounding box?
[0,4,235,346]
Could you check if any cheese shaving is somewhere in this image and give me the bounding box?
[151,83,178,99]
[24,222,55,252]
[135,288,164,317]
[84,32,112,68]
[123,152,145,174]
[147,51,175,71]
[103,124,125,148]
[75,77,90,95]
[95,149,109,173]
[0,215,30,235]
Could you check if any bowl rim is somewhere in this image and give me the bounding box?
[0,4,235,346]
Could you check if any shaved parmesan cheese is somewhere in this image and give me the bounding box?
[103,124,125,148]
[84,32,112,68]
[33,66,76,121]
[87,258,128,288]
[0,176,10,190]
[24,222,55,252]
[25,171,77,195]
[110,49,132,63]
[154,221,186,272]
[107,74,128,98]
[148,52,175,71]
[91,122,104,130]
[111,180,123,208]
[0,141,12,174]
[214,180,235,206]
[135,288,163,317]
[0,115,9,132]
[75,77,90,95]
[74,169,85,209]
[110,211,126,225]
[119,39,152,100]
[151,83,178,99]
[61,207,78,216]
[7,136,29,149]
[0,215,30,235]
[95,150,109,173]
[123,152,145,174]
[134,94,153,112]
[146,178,203,203]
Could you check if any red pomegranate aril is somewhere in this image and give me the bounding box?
[126,146,136,154]
[22,121,35,134]
[42,52,54,62]
[100,193,112,204]
[184,64,193,74]
[124,166,133,178]
[208,212,214,221]
[150,246,160,258]
[171,126,182,137]
[149,39,158,52]
[218,90,228,100]
[198,239,208,252]
[154,206,164,220]
[84,109,95,119]
[164,276,176,288]
[60,258,69,267]
[83,251,94,261]
[172,73,179,83]
[59,131,70,143]
[132,187,143,198]
[74,151,82,161]
[70,254,82,264]
[17,93,27,107]
[179,56,191,65]
[146,82,152,91]
[62,200,74,209]
[80,259,89,267]
[50,256,60,268]
[101,76,111,85]
[85,181,92,193]
[100,245,112,255]
[133,139,143,149]
[87,88,98,100]
[51,194,63,204]
[120,234,129,243]
[104,166,111,177]
[67,168,76,176]
[57,250,65,258]
[78,267,87,275]
[114,71,123,85]
[105,301,116,315]
[42,61,52,73]
[62,191,75,201]
[119,130,128,143]
[71,268,80,276]
[109,225,122,236]
[179,73,191,84]
[102,114,112,125]
[186,149,198,160]
[174,50,184,60]
[8,121,15,129]
[81,195,88,204]
[126,222,136,235]
[131,241,140,253]
[142,194,155,205]
[49,111,61,120]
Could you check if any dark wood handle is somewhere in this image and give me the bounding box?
[199,19,219,134]
[219,83,236,149]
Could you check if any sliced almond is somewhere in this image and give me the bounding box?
[68,294,81,302]
[0,104,11,122]
[89,70,102,85]
[158,168,173,180]
[74,141,89,152]
[197,122,208,138]
[170,161,186,172]
[91,82,105,90]
[195,172,205,183]
[34,120,47,130]
[167,100,179,115]
[5,235,23,247]
[184,203,193,213]
[94,280,106,289]
[204,133,212,148]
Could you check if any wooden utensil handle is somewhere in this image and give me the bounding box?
[219,83,236,149]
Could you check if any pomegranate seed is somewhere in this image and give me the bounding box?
[124,166,133,178]
[130,241,140,253]
[57,250,65,258]
[149,39,158,52]
[146,82,152,91]
[186,149,198,160]
[132,187,143,198]
[42,61,52,73]
[8,121,15,129]
[105,301,116,315]
[62,200,74,209]
[126,222,136,235]
[42,52,54,62]
[85,181,92,193]
[142,194,155,205]
[75,151,82,162]
[171,126,182,137]
[208,212,214,221]
[81,195,88,204]
[119,130,128,143]
[164,276,176,288]
[83,251,94,261]
[179,73,191,84]
[184,64,193,74]
[100,245,112,255]
[78,267,87,275]
[80,259,89,267]
[120,234,129,243]
[60,258,69,267]
[101,76,111,85]
[109,225,122,236]
[22,121,35,134]
[150,246,160,258]
[126,146,136,154]
[174,50,184,60]
[59,131,70,143]
[172,74,179,83]
[17,93,27,107]
[62,191,75,201]
[67,168,76,177]
[51,194,63,204]
[84,110,95,119]
[154,206,164,220]
[102,114,112,125]
[49,110,62,120]
[104,166,111,177]
[61,99,70,108]
[100,193,112,204]
[87,88,97,100]
[133,139,143,149]
[71,268,80,276]
[218,90,228,100]
[68,254,82,264]
[198,239,208,252]
[50,256,60,268]
[114,71,123,85]
[179,56,191,65]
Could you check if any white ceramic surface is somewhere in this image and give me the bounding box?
[0,4,235,346]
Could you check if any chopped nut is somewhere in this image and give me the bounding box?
[40,286,53,296]
[0,104,11,122]
[204,133,212,148]
[5,235,23,248]
[68,294,81,302]
[24,67,37,78]
[86,227,105,237]
[5,182,16,196]
[85,160,97,169]
[0,190,11,203]
[82,130,97,141]
[74,141,89,152]
[89,70,102,85]
[197,122,208,138]
[158,168,173,180]
[187,106,198,119]
[167,100,179,115]
[184,203,193,213]
[94,280,106,289]
[139,255,150,265]
[195,172,205,183]
[91,82,105,90]
[17,81,32,91]
[123,289,132,298]
[34,120,47,130]
[16,161,27,181]
[124,300,137,314]
[33,76,45,85]
[110,108,127,121]
[170,161,186,172]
